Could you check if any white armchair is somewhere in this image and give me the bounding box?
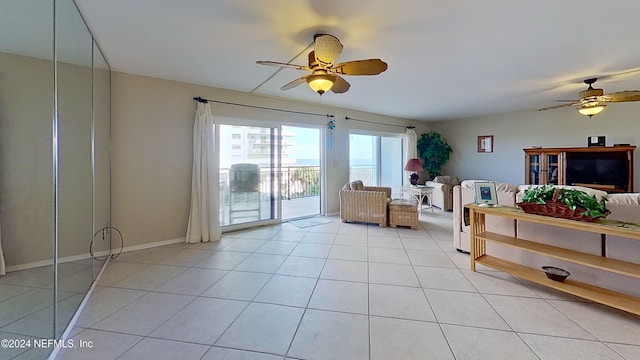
[424,175,460,211]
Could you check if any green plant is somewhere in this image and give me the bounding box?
[557,189,609,218]
[521,185,609,218]
[520,184,555,204]
[416,131,452,179]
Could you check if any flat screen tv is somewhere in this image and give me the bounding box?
[566,153,628,188]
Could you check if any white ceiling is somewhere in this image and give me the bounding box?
[73,0,640,121]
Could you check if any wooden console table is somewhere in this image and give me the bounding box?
[467,204,640,315]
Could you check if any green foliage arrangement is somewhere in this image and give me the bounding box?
[416,132,453,179]
[521,185,609,219]
[520,184,556,204]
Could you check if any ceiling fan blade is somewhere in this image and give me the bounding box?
[314,34,343,67]
[281,75,308,91]
[600,90,640,103]
[537,102,578,111]
[331,75,350,94]
[331,59,388,75]
[256,60,310,71]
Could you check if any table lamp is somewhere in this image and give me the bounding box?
[404,158,424,186]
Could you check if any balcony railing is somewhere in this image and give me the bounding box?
[217,164,382,225]
[349,165,375,185]
[219,165,378,203]
[219,166,321,202]
[280,166,320,200]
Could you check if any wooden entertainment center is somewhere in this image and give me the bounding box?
[467,204,640,315]
[524,145,635,192]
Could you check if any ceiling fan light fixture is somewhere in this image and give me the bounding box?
[579,88,604,99]
[306,72,336,95]
[578,104,606,117]
[538,77,640,115]
[258,34,387,95]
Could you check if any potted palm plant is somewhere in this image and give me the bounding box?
[417,131,452,179]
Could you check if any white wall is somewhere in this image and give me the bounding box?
[432,105,640,189]
[111,72,428,247]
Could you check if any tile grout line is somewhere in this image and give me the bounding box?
[282,228,332,359]
[58,214,640,359]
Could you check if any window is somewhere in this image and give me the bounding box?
[349,133,403,189]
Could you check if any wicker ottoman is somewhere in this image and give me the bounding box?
[389,199,419,229]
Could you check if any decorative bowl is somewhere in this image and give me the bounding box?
[542,266,570,282]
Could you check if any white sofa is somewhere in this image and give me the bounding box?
[452,180,520,252]
[453,180,640,298]
[424,175,460,211]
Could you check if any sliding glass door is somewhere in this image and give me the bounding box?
[219,125,277,226]
[281,126,320,220]
[349,133,404,191]
[349,134,378,185]
[380,136,404,187]
[218,123,322,228]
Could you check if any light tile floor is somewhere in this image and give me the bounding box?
[56,211,640,360]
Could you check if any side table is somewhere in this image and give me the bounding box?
[399,186,434,214]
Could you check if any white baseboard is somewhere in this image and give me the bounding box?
[5,259,55,273]
[4,237,185,273]
[114,237,185,255]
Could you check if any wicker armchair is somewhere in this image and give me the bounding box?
[339,180,391,227]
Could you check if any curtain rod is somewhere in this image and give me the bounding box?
[345,116,411,129]
[193,97,334,118]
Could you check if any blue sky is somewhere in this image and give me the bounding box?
[286,126,319,160]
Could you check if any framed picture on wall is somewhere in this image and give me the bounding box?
[474,181,498,206]
[478,135,493,153]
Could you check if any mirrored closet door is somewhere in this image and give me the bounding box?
[0,1,112,358]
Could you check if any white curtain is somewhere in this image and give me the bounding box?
[186,102,221,243]
[404,127,418,177]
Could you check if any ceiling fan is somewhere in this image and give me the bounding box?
[538,78,640,117]
[257,34,388,95]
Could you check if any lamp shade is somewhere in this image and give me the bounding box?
[404,158,424,172]
[577,104,606,117]
[307,71,336,95]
